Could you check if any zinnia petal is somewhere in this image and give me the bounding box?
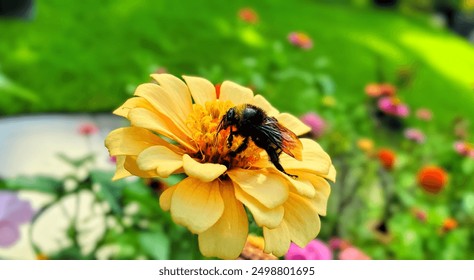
[137,146,183,178]
[251,95,279,116]
[105,127,181,156]
[0,221,20,247]
[128,108,196,151]
[284,193,321,247]
[182,154,227,182]
[234,185,284,229]
[307,175,331,215]
[263,221,291,257]
[219,80,254,105]
[276,113,311,136]
[170,178,224,234]
[279,138,332,175]
[228,169,289,209]
[198,183,248,259]
[134,83,192,136]
[150,73,193,120]
[159,185,177,211]
[112,155,132,180]
[113,97,155,118]
[123,155,159,178]
[182,75,217,105]
[280,171,316,199]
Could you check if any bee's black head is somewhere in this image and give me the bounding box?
[217,107,238,132]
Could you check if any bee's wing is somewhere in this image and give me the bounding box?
[260,117,303,161]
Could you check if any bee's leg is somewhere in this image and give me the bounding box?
[266,147,298,179]
[227,127,234,148]
[229,136,249,157]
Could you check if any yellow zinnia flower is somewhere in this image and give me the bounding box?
[105,74,336,259]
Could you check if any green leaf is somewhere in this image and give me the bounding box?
[5,176,63,195]
[139,230,170,260]
[91,171,125,215]
[57,153,96,168]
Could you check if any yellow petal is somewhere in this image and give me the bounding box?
[113,97,155,118]
[150,73,193,119]
[137,146,183,178]
[159,185,177,211]
[182,154,227,182]
[105,127,181,156]
[128,108,196,152]
[280,171,316,199]
[219,80,254,105]
[325,164,337,182]
[307,175,331,215]
[228,169,289,209]
[251,95,279,116]
[123,156,158,178]
[279,138,332,175]
[276,113,311,136]
[112,155,131,181]
[284,193,321,248]
[234,184,284,229]
[134,83,191,136]
[182,75,216,105]
[263,222,291,257]
[170,178,224,234]
[198,182,248,259]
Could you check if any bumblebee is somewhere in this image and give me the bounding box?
[217,104,303,178]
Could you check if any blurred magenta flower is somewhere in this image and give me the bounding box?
[288,32,313,49]
[78,122,99,136]
[378,97,409,117]
[301,112,326,138]
[415,108,433,121]
[285,239,333,260]
[339,246,371,260]
[238,7,259,24]
[0,191,34,247]
[404,128,425,143]
[411,208,427,223]
[454,141,474,158]
[365,83,396,98]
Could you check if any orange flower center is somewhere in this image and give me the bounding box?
[185,100,262,169]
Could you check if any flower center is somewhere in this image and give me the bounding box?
[185,100,262,169]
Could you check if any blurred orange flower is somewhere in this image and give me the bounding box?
[441,218,458,232]
[238,7,259,24]
[377,148,396,170]
[238,235,277,260]
[357,138,374,155]
[364,83,396,98]
[417,166,448,194]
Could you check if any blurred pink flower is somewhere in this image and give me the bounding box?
[238,7,259,24]
[404,128,425,143]
[411,208,427,223]
[454,141,474,158]
[78,123,99,136]
[415,108,433,121]
[288,32,313,50]
[0,192,34,247]
[301,112,326,138]
[378,97,409,118]
[285,239,333,260]
[329,237,351,251]
[339,246,371,260]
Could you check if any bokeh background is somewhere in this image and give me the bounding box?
[0,0,473,260]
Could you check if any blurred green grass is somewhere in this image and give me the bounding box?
[0,0,473,128]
